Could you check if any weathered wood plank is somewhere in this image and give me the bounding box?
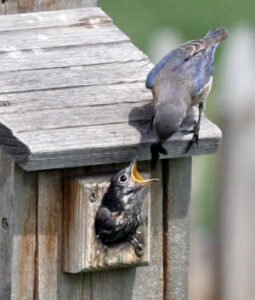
[0,82,151,114]
[0,7,104,31]
[64,173,150,273]
[11,166,37,300]
[0,25,128,53]
[14,113,220,171]
[163,158,192,300]
[0,101,152,132]
[0,59,149,94]
[37,171,62,299]
[36,169,87,300]
[0,41,145,73]
[0,149,14,300]
[5,1,97,15]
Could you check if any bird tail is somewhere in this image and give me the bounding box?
[151,142,167,169]
[203,28,228,59]
[205,27,229,43]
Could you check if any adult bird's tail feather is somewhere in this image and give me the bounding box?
[151,142,167,169]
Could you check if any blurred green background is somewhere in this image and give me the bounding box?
[99,0,252,51]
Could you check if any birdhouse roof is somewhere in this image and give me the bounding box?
[0,7,221,171]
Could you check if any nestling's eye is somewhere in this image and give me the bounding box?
[119,174,128,183]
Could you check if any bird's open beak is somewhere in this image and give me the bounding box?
[131,160,159,186]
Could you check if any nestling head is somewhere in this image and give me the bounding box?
[102,159,158,210]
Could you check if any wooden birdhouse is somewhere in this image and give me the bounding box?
[0,1,221,299]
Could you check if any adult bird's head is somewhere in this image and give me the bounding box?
[102,159,158,210]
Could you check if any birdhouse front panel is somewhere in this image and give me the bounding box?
[64,172,151,273]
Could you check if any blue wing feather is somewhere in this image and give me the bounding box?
[146,28,224,93]
[146,49,184,89]
[186,43,217,96]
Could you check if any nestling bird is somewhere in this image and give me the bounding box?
[146,27,229,168]
[95,160,158,255]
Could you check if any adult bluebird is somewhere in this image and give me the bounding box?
[146,28,228,168]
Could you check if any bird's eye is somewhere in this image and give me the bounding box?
[119,174,128,183]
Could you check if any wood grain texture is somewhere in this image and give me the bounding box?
[11,166,37,300]
[36,169,86,300]
[0,42,145,73]
[16,111,221,171]
[163,158,192,300]
[0,7,222,171]
[0,60,149,94]
[0,7,106,31]
[0,149,14,300]
[37,171,62,299]
[0,82,151,114]
[64,173,150,273]
[0,26,128,55]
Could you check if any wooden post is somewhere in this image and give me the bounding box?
[163,158,192,300]
[0,150,14,300]
[11,167,37,300]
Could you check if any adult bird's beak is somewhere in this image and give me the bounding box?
[130,160,159,189]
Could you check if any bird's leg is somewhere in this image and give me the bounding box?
[185,102,204,153]
[128,235,144,257]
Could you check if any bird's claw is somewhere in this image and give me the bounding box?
[128,235,144,257]
[185,126,200,153]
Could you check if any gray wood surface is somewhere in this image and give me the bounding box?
[16,112,220,171]
[63,173,150,273]
[0,60,148,94]
[0,7,221,171]
[0,7,106,31]
[11,166,37,300]
[36,169,88,300]
[0,149,14,300]
[37,171,63,299]
[163,158,192,300]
